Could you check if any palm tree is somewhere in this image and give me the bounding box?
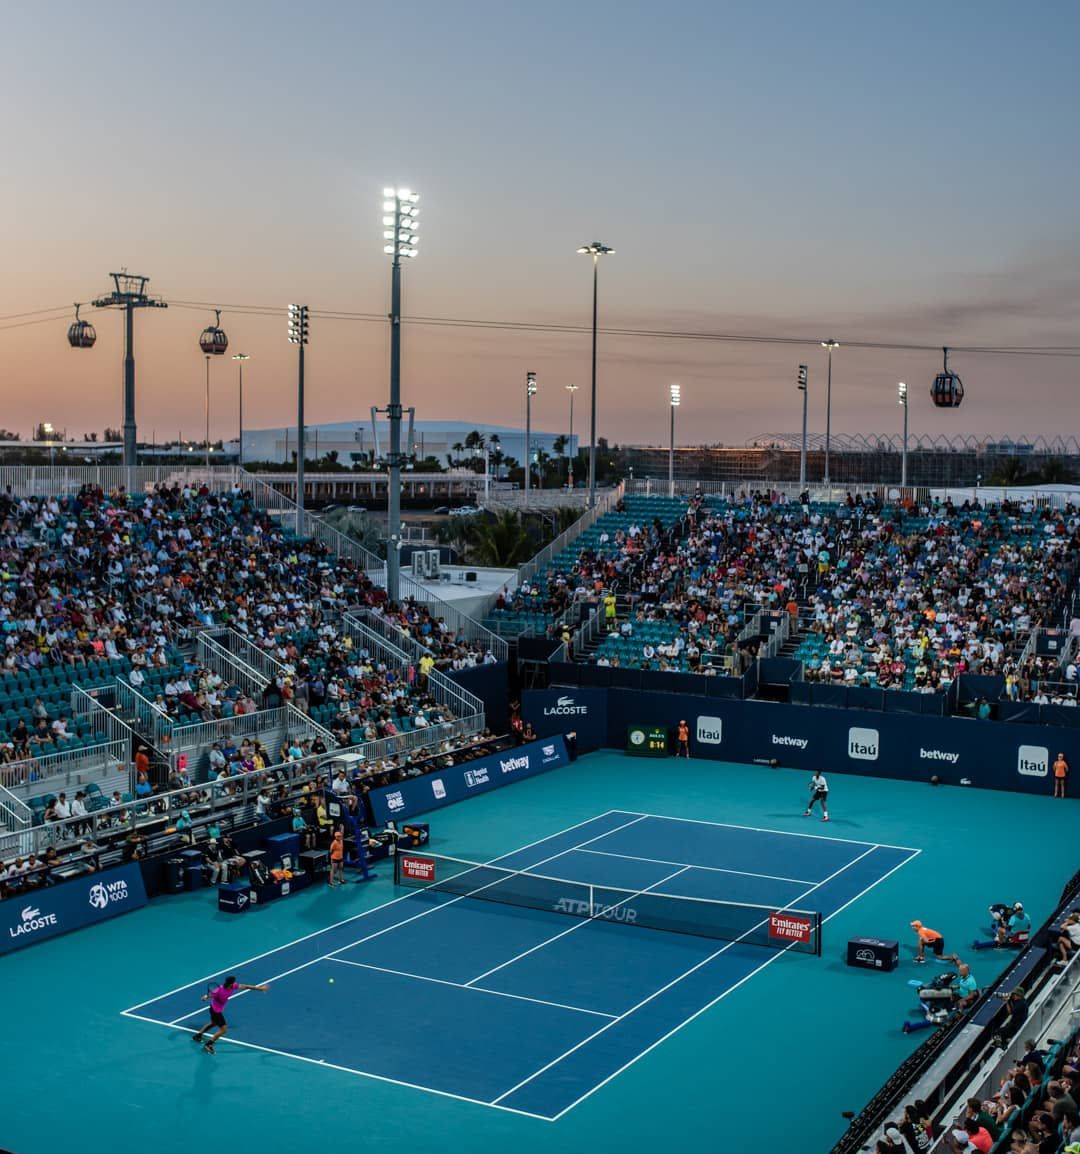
[488,434,503,478]
[1038,457,1072,484]
[533,448,552,490]
[434,517,476,563]
[991,457,1027,486]
[472,510,533,567]
[553,435,569,486]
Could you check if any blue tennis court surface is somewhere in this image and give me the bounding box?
[123,809,918,1120]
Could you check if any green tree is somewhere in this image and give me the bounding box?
[533,448,552,490]
[451,441,465,466]
[472,510,533,567]
[989,457,1026,485]
[435,516,476,563]
[488,433,503,478]
[1038,457,1072,484]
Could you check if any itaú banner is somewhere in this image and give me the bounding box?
[368,736,569,825]
[0,862,148,956]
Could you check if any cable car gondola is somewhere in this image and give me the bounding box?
[67,304,97,349]
[930,346,963,409]
[198,308,229,356]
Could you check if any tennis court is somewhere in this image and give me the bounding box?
[122,809,917,1119]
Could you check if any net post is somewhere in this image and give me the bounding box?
[815,911,823,957]
[589,883,595,919]
[393,848,401,886]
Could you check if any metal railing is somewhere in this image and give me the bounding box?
[348,606,432,665]
[570,604,604,661]
[763,610,795,659]
[340,612,485,726]
[286,704,337,747]
[0,740,127,795]
[114,679,172,751]
[0,781,32,853]
[169,706,291,762]
[196,630,271,698]
[205,627,291,689]
[514,482,626,592]
[0,464,241,499]
[396,572,509,660]
[245,471,506,660]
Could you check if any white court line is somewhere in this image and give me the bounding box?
[329,957,616,1019]
[121,807,625,1016]
[609,809,922,854]
[546,842,922,1120]
[491,842,881,1106]
[120,1010,553,1122]
[576,847,817,886]
[463,865,692,988]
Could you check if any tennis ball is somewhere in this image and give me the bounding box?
[329,978,335,984]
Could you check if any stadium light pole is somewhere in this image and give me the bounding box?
[821,339,840,489]
[287,305,309,535]
[383,187,420,603]
[565,383,578,489]
[668,384,681,497]
[525,371,537,506]
[577,241,614,508]
[232,353,250,468]
[898,381,909,488]
[797,364,809,488]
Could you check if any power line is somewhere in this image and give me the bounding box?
[7,297,1080,358]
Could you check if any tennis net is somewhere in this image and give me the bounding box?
[393,850,822,956]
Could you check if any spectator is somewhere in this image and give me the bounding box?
[1055,914,1080,966]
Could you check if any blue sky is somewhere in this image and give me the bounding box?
[1,0,1077,446]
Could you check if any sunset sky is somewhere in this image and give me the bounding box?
[2,0,1078,449]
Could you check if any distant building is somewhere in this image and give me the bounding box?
[227,421,576,468]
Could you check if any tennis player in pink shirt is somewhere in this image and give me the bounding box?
[191,974,270,1053]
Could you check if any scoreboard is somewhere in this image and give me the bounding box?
[626,725,668,757]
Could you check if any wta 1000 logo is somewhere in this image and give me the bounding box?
[88,878,131,910]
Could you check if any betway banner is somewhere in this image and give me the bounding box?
[368,735,571,824]
[1,862,148,956]
[522,687,608,752]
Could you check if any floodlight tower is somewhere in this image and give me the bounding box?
[382,186,420,603]
[288,305,309,534]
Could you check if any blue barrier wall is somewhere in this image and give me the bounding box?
[522,687,608,752]
[448,663,509,735]
[1,862,148,955]
[368,735,570,823]
[521,686,1080,796]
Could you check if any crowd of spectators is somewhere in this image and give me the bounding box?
[543,489,1080,693]
[0,480,497,793]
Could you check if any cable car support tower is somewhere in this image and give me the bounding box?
[90,272,168,470]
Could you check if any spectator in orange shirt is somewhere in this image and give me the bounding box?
[328,828,345,888]
[1053,753,1069,799]
[675,720,690,759]
[911,920,945,963]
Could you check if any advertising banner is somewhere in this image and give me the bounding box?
[368,735,570,824]
[0,862,148,956]
[522,687,608,752]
